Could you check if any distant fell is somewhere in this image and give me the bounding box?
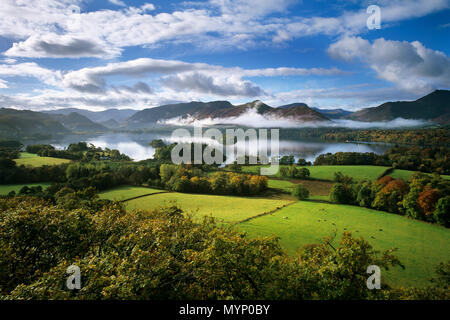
[347,90,450,123]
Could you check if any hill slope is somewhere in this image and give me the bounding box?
[347,90,450,123]
[0,108,70,139]
[128,100,329,127]
[312,107,354,119]
[50,112,107,132]
[45,108,137,122]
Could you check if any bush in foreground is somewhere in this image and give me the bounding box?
[0,195,447,300]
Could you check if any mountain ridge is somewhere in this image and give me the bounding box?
[347,90,450,123]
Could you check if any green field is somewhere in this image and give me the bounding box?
[14,152,71,167]
[241,165,390,181]
[389,169,450,181]
[238,201,450,287]
[0,183,52,195]
[99,185,165,201]
[125,192,293,223]
[268,179,295,192]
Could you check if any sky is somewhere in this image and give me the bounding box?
[0,0,449,112]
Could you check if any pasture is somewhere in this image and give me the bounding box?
[240,165,390,181]
[0,183,52,195]
[14,152,71,167]
[125,192,293,223]
[238,201,450,287]
[99,185,165,201]
[389,169,450,181]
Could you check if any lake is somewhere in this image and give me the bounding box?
[22,131,390,163]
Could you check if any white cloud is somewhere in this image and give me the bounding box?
[141,3,155,11]
[0,0,447,58]
[0,62,62,87]
[5,34,121,59]
[328,36,450,92]
[161,72,264,97]
[61,57,343,94]
[0,79,8,89]
[109,0,126,6]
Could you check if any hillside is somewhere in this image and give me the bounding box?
[45,108,137,122]
[128,100,329,127]
[0,108,70,139]
[126,101,234,127]
[347,90,450,123]
[50,112,107,132]
[312,107,354,119]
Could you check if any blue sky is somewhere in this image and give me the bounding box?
[0,0,449,111]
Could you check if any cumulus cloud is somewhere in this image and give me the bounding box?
[161,72,264,97]
[0,0,447,58]
[112,81,154,94]
[61,57,342,94]
[5,34,121,59]
[0,62,61,87]
[328,36,450,92]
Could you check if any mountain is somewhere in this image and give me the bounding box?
[312,107,354,119]
[100,119,121,129]
[49,112,107,132]
[45,108,137,123]
[347,90,450,123]
[127,101,234,128]
[0,108,71,139]
[278,103,310,109]
[127,100,329,127]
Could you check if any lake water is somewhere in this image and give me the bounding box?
[23,132,390,163]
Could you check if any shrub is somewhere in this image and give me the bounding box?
[292,184,309,200]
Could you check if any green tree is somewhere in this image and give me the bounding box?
[291,184,309,200]
[433,196,450,227]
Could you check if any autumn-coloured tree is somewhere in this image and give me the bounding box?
[417,186,441,216]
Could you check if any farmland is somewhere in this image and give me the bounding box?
[389,169,450,181]
[0,183,52,195]
[99,185,166,201]
[125,192,293,223]
[240,165,390,181]
[238,201,450,287]
[13,152,71,167]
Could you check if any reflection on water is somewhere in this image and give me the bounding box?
[22,132,390,162]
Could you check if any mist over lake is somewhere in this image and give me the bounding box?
[21,131,390,162]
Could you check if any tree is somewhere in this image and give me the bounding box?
[330,183,354,204]
[334,172,353,184]
[280,155,295,165]
[292,184,309,200]
[433,196,450,227]
[417,186,441,217]
[356,181,373,208]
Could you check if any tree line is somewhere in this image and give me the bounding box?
[314,147,450,175]
[329,172,450,227]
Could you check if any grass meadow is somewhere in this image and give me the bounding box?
[238,200,450,287]
[240,165,390,181]
[125,192,293,223]
[14,152,71,167]
[99,185,166,201]
[0,183,52,195]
